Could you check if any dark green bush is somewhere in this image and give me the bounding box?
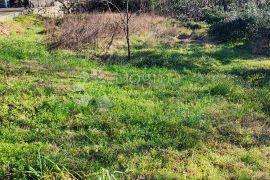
[208,5,270,56]
[209,17,256,42]
[252,26,270,55]
[204,8,225,24]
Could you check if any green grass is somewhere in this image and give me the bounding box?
[0,15,270,179]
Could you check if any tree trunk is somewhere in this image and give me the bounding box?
[126,23,131,60]
[126,0,131,60]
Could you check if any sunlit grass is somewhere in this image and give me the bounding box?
[0,15,269,179]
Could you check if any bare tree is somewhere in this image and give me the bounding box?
[104,0,134,60]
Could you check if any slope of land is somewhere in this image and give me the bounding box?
[0,16,270,179]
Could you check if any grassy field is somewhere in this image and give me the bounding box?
[0,15,270,179]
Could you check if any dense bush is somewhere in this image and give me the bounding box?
[58,0,150,13]
[209,16,256,42]
[58,0,270,21]
[252,26,270,55]
[208,3,270,55]
[58,0,246,19]
[204,7,225,24]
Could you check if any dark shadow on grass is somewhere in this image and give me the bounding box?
[98,42,260,73]
[209,43,255,64]
[228,68,270,87]
[99,44,212,74]
[229,68,270,116]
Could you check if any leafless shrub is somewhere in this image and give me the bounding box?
[46,13,121,50]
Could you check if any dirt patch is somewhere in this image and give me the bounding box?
[0,23,10,35]
[0,21,23,36]
[178,32,210,45]
[91,69,115,81]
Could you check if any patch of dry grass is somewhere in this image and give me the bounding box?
[0,21,24,36]
[45,13,184,51]
[0,15,38,36]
